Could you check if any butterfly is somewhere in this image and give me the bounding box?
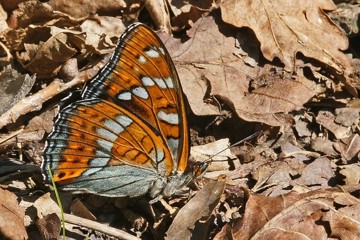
[42,22,205,202]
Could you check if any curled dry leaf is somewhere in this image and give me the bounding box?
[220,0,350,74]
[166,180,225,239]
[329,2,360,36]
[334,134,360,162]
[252,156,334,196]
[17,29,78,78]
[0,188,28,240]
[251,158,304,196]
[230,189,360,240]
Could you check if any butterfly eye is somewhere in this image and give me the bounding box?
[193,161,209,178]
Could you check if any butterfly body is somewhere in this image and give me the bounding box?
[42,23,195,200]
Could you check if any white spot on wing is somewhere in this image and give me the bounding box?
[167,138,179,159]
[153,78,166,88]
[142,76,155,86]
[84,156,109,175]
[97,139,113,152]
[157,111,179,125]
[118,91,131,100]
[132,87,149,99]
[103,119,124,135]
[164,77,174,88]
[97,128,117,142]
[168,138,179,151]
[158,47,165,55]
[116,115,132,127]
[145,49,160,58]
[138,55,146,64]
[156,148,165,162]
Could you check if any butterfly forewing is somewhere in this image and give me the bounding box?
[82,23,189,174]
[43,23,190,197]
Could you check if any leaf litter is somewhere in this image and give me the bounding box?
[0,0,359,239]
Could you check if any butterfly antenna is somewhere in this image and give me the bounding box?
[205,130,262,163]
[192,131,262,177]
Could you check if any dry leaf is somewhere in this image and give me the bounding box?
[0,66,35,114]
[221,0,350,73]
[36,213,61,240]
[296,157,333,188]
[17,30,78,77]
[339,164,360,185]
[49,0,132,19]
[162,16,258,116]
[191,138,240,173]
[316,110,351,139]
[168,0,215,29]
[231,189,360,239]
[236,75,316,126]
[166,180,225,239]
[0,188,28,240]
[334,108,359,127]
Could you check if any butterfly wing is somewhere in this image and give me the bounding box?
[43,98,174,196]
[82,23,189,174]
[42,23,189,197]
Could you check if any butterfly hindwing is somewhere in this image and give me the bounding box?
[43,98,174,196]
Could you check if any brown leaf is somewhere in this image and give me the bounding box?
[80,16,126,40]
[316,110,351,139]
[294,119,311,137]
[0,4,8,34]
[334,108,359,127]
[336,134,360,161]
[169,0,215,29]
[0,188,28,240]
[162,16,258,117]
[70,199,96,221]
[191,139,239,174]
[296,157,334,188]
[7,1,81,29]
[49,0,134,19]
[36,213,61,240]
[251,159,305,196]
[220,0,350,73]
[236,75,316,126]
[322,193,360,239]
[232,189,360,239]
[166,180,225,239]
[17,30,77,77]
[0,65,35,114]
[339,164,360,185]
[311,137,337,156]
[34,193,61,218]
